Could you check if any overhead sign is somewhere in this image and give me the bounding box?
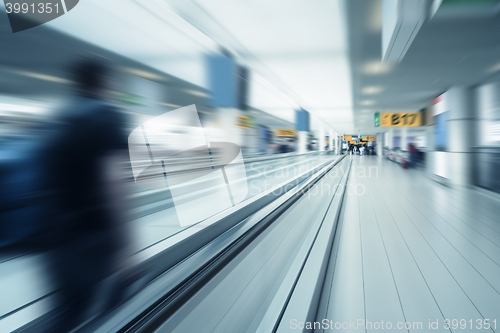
[374,113,380,127]
[276,129,296,137]
[236,115,255,129]
[381,112,422,127]
[344,135,352,141]
[361,136,376,141]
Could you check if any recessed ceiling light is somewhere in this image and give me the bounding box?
[362,86,385,95]
[123,67,165,81]
[363,61,393,75]
[13,70,72,84]
[185,89,210,98]
[0,103,46,114]
[159,102,181,108]
[360,100,375,106]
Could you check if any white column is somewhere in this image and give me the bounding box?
[376,132,384,157]
[446,86,475,185]
[401,127,409,151]
[427,86,476,186]
[298,131,308,154]
[329,129,334,151]
[217,108,243,146]
[319,127,325,152]
[335,133,339,154]
[386,129,394,149]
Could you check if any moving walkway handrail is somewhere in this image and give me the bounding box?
[126,150,326,181]
[75,154,349,333]
[11,154,345,333]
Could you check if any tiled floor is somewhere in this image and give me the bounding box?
[320,156,500,333]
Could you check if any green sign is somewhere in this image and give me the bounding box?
[236,115,256,129]
[115,92,145,106]
[374,112,380,127]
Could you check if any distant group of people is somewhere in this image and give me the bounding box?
[277,137,296,153]
[348,144,373,155]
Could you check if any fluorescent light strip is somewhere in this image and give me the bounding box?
[14,70,72,84]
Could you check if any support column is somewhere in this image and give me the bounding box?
[329,129,334,151]
[335,132,339,154]
[206,53,247,150]
[297,132,308,155]
[385,129,394,149]
[425,103,437,177]
[475,82,500,191]
[295,109,310,154]
[401,127,409,151]
[447,86,476,185]
[377,132,384,157]
[428,87,476,186]
[319,126,325,152]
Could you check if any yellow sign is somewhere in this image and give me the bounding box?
[381,112,422,127]
[236,115,254,129]
[276,129,296,137]
[344,135,352,141]
[363,136,376,141]
[350,141,358,145]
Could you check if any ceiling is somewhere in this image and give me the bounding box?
[344,0,500,135]
[144,0,354,133]
[2,0,500,136]
[0,0,352,133]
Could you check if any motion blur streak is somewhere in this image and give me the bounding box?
[1,0,500,332]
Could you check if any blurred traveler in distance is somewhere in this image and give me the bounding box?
[359,145,365,156]
[408,140,418,168]
[278,138,288,154]
[277,138,295,153]
[41,59,133,332]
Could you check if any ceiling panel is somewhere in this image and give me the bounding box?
[343,0,500,135]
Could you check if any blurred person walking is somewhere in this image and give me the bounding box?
[408,140,418,168]
[41,59,132,332]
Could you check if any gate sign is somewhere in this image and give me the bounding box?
[381,112,422,127]
[276,129,296,137]
[236,115,255,129]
